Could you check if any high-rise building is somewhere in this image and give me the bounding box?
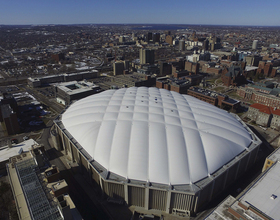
[153,33,160,43]
[252,40,258,50]
[179,40,185,51]
[146,32,152,42]
[123,60,130,71]
[139,49,155,64]
[203,39,209,51]
[165,35,173,45]
[119,36,125,43]
[113,62,124,75]
[208,36,221,51]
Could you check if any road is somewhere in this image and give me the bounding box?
[22,84,64,114]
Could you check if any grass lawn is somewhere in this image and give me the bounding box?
[206,77,222,84]
[227,91,241,99]
[212,86,224,92]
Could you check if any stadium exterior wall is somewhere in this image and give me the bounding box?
[52,114,261,217]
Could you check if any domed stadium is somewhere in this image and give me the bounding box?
[53,87,261,217]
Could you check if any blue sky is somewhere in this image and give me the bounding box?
[1,0,279,26]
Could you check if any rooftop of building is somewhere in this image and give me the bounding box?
[250,103,280,116]
[206,161,280,220]
[157,76,192,87]
[0,139,37,163]
[7,155,63,220]
[28,70,98,82]
[225,65,243,77]
[55,80,100,95]
[245,66,259,71]
[188,86,226,98]
[238,161,280,219]
[267,146,280,162]
[245,83,280,96]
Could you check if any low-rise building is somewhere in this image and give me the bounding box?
[187,87,240,112]
[28,70,99,87]
[53,80,101,106]
[137,64,159,75]
[156,77,192,94]
[206,161,280,220]
[6,143,82,220]
[262,146,280,172]
[237,85,280,107]
[247,103,280,128]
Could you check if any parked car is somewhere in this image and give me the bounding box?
[11,138,18,144]
[23,136,29,141]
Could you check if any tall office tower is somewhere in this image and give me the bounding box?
[252,40,258,50]
[119,36,125,43]
[113,62,124,75]
[146,32,153,42]
[179,40,185,51]
[139,49,155,64]
[153,33,160,43]
[123,60,130,70]
[208,36,221,51]
[203,39,209,51]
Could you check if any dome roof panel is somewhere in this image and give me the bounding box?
[61,87,253,185]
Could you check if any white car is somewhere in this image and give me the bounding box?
[23,136,29,141]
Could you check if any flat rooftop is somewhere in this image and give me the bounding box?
[0,139,37,163]
[51,180,68,191]
[239,161,280,219]
[189,87,223,98]
[7,155,63,220]
[205,196,236,220]
[55,80,100,95]
[245,66,259,71]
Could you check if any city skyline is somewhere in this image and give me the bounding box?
[1,0,280,26]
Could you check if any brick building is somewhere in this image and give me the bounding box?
[159,61,172,76]
[165,35,173,45]
[221,65,247,87]
[156,77,191,94]
[187,87,240,112]
[257,59,280,77]
[184,61,199,75]
[201,65,222,75]
[237,85,280,107]
[171,59,185,74]
[173,70,189,78]
[51,53,65,62]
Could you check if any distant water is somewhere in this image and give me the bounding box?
[132,25,189,30]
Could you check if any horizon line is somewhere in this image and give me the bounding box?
[1,23,280,27]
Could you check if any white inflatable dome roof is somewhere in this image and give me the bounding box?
[62,87,252,185]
